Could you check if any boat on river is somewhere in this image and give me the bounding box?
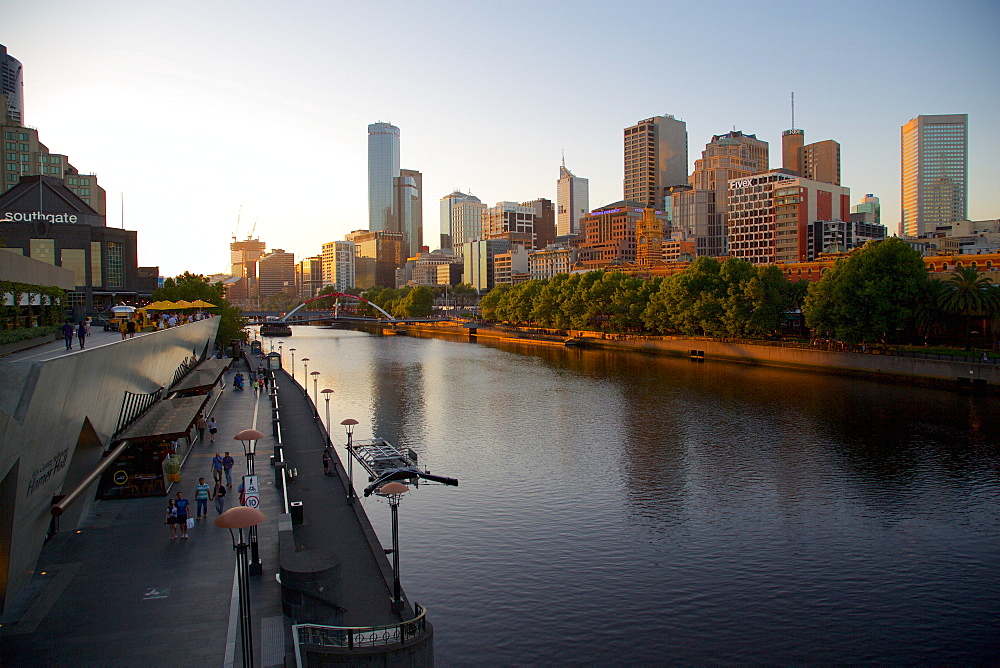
[260,320,292,337]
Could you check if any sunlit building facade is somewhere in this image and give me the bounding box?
[556,162,589,236]
[1,44,24,126]
[901,114,968,237]
[394,168,422,257]
[368,122,400,233]
[623,114,688,209]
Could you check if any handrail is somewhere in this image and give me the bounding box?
[51,440,131,516]
[293,604,428,653]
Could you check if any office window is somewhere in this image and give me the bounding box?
[90,242,102,286]
[80,188,90,196]
[18,133,27,140]
[105,241,124,289]
[68,177,78,185]
[67,291,86,306]
[80,178,90,186]
[30,239,56,265]
[18,143,28,151]
[61,248,87,286]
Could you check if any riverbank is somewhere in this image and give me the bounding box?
[389,320,1000,392]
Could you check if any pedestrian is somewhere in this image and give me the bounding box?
[118,318,128,340]
[175,492,190,538]
[322,447,332,476]
[213,479,227,514]
[165,498,179,539]
[208,416,217,442]
[168,314,177,328]
[84,316,91,337]
[77,320,87,349]
[223,452,235,486]
[127,318,136,338]
[195,414,207,443]
[195,477,211,519]
[983,352,989,362]
[238,480,246,506]
[62,319,74,350]
[212,452,224,483]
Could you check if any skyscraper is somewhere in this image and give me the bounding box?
[448,194,486,255]
[394,168,422,257]
[901,114,968,237]
[557,161,589,236]
[1,44,24,125]
[439,191,478,250]
[623,114,688,209]
[368,122,400,232]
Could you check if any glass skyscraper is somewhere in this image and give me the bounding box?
[901,114,968,237]
[368,122,400,232]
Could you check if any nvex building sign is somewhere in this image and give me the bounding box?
[0,175,140,311]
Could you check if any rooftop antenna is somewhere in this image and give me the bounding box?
[561,150,565,168]
[791,91,795,129]
[121,192,124,229]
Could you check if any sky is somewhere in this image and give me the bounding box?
[5,0,1000,277]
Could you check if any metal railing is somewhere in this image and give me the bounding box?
[293,604,427,653]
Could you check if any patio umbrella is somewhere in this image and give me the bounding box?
[146,300,176,310]
[172,300,195,309]
[189,299,218,308]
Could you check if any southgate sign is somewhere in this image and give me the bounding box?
[2,211,80,223]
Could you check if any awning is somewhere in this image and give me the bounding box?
[168,358,232,395]
[115,395,209,442]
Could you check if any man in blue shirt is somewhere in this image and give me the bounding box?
[222,452,235,486]
[175,492,191,538]
[212,453,224,484]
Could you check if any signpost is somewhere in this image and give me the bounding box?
[243,474,259,508]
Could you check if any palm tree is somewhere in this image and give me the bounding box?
[941,266,998,348]
[914,279,952,345]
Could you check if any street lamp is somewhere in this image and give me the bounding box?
[310,371,321,407]
[278,341,284,363]
[301,358,310,394]
[234,428,265,575]
[215,506,266,668]
[376,481,409,610]
[289,348,296,380]
[341,419,358,504]
[321,388,334,441]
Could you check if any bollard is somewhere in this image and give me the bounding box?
[290,501,304,525]
[274,461,286,486]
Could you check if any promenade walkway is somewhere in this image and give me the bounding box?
[0,355,287,667]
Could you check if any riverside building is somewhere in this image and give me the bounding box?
[368,122,400,232]
[321,239,356,292]
[624,114,688,209]
[556,161,589,236]
[901,114,968,237]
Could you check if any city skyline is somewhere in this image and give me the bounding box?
[3,1,999,277]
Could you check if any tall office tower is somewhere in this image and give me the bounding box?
[464,238,511,293]
[1,44,24,125]
[556,161,589,236]
[368,122,400,232]
[347,230,403,289]
[439,191,478,250]
[394,168,422,257]
[901,114,968,237]
[450,194,487,255]
[521,198,555,249]
[321,239,356,292]
[623,114,688,209]
[295,256,324,300]
[851,194,881,226]
[258,249,296,298]
[781,129,840,186]
[781,129,804,173]
[483,201,535,250]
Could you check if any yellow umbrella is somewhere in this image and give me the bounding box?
[189,299,217,308]
[146,300,176,310]
[172,300,195,309]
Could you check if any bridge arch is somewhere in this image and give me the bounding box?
[283,293,395,322]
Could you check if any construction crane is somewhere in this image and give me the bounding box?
[247,217,258,241]
[232,205,242,242]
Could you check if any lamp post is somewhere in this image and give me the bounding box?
[341,419,358,504]
[310,371,321,407]
[278,341,284,364]
[234,429,265,575]
[289,348,296,380]
[301,358,310,394]
[215,506,266,668]
[321,389,334,441]
[377,481,409,610]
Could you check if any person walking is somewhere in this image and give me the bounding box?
[62,319,74,350]
[322,447,332,476]
[195,414,207,444]
[77,320,87,349]
[126,318,137,338]
[213,480,227,514]
[222,452,235,486]
[175,492,190,538]
[211,453,224,484]
[165,498,179,539]
[208,417,218,443]
[194,477,211,519]
[118,318,128,340]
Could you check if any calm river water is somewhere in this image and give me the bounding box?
[275,326,999,665]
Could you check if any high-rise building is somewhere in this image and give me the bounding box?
[522,198,555,250]
[901,114,968,237]
[368,122,400,233]
[464,238,510,293]
[1,44,24,125]
[576,202,668,270]
[449,194,486,254]
[623,114,688,209]
[439,191,478,250]
[781,129,840,186]
[394,168,422,257]
[347,230,403,289]
[851,194,881,226]
[258,249,296,298]
[556,161,589,236]
[483,201,535,250]
[295,256,324,300]
[229,238,266,300]
[727,171,851,265]
[321,239,356,292]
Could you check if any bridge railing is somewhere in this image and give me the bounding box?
[293,603,428,653]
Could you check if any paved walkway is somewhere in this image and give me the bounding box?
[0,356,287,667]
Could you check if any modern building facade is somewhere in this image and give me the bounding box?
[556,162,589,236]
[394,168,422,258]
[449,195,486,255]
[781,128,840,186]
[483,201,535,250]
[851,194,881,226]
[439,191,479,250]
[806,220,887,259]
[368,122,400,233]
[727,171,851,265]
[1,44,24,126]
[623,114,688,209]
[348,230,403,289]
[321,239,356,293]
[493,246,530,285]
[257,249,295,298]
[529,244,575,280]
[295,255,324,300]
[522,198,555,250]
[464,238,510,293]
[901,114,968,237]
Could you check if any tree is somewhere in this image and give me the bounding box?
[803,238,928,343]
[940,266,999,348]
[398,286,434,317]
[153,272,247,346]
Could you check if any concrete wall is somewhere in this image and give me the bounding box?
[0,249,76,289]
[0,318,220,612]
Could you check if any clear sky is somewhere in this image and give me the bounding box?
[6,0,1000,277]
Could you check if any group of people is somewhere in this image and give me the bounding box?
[117,318,138,339]
[164,451,236,539]
[61,318,90,351]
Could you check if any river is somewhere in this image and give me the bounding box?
[270,326,999,665]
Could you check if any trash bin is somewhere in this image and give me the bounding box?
[290,501,303,525]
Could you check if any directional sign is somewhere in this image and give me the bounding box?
[243,474,259,508]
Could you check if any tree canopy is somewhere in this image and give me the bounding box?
[152,272,247,345]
